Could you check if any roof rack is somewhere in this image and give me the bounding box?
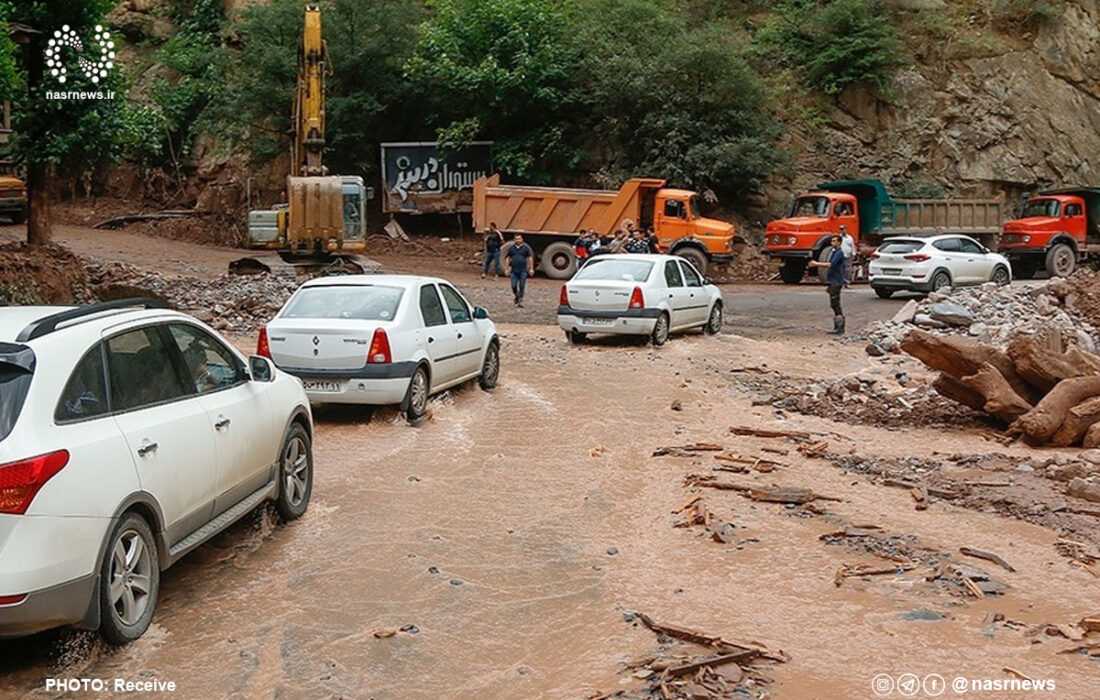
[16,298,169,342]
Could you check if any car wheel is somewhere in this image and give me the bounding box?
[478,343,500,391]
[704,303,723,335]
[931,270,951,291]
[1045,243,1075,277]
[991,265,1011,286]
[675,248,708,276]
[405,366,430,422]
[540,242,576,280]
[873,287,894,299]
[779,259,806,285]
[651,312,670,347]
[99,512,159,645]
[276,423,312,521]
[566,330,586,345]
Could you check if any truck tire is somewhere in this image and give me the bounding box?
[816,246,832,283]
[1045,243,1075,278]
[779,259,806,285]
[9,208,26,225]
[675,247,708,276]
[540,242,576,280]
[1012,259,1038,279]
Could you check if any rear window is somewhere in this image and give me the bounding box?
[0,343,35,442]
[281,285,405,321]
[878,240,924,254]
[574,258,655,282]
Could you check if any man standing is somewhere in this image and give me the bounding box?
[838,224,856,282]
[624,229,650,253]
[482,222,505,279]
[809,235,846,335]
[506,234,536,307]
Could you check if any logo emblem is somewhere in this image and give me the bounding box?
[312,336,320,346]
[45,24,116,85]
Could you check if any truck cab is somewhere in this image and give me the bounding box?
[766,183,873,284]
[652,189,735,273]
[999,189,1100,278]
[0,174,27,225]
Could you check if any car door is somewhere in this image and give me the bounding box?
[438,283,482,382]
[416,284,458,387]
[958,237,994,282]
[678,260,709,325]
[166,323,276,515]
[106,324,218,547]
[661,259,691,329]
[931,237,970,283]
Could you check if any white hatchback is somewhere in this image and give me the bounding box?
[0,300,312,642]
[557,254,725,345]
[869,234,1012,298]
[261,275,500,421]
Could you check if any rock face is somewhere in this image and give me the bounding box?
[778,1,1100,199]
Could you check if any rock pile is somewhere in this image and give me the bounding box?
[84,259,298,334]
[861,274,1100,355]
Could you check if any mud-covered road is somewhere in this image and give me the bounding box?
[2,323,1097,699]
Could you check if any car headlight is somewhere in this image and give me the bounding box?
[769,235,779,245]
[787,236,797,246]
[1023,235,1031,243]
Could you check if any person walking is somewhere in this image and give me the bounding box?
[506,234,536,307]
[809,234,847,335]
[481,222,505,278]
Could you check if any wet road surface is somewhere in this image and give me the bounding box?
[2,326,1097,699]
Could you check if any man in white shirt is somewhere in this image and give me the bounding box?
[838,224,856,282]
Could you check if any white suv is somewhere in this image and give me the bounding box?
[0,300,313,643]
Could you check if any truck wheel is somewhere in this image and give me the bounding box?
[675,248,708,276]
[816,247,832,283]
[779,259,806,285]
[1045,244,1075,277]
[1012,259,1037,279]
[9,209,26,225]
[540,242,576,280]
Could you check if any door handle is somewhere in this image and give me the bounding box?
[215,415,231,430]
[457,332,463,339]
[137,440,158,457]
[428,336,434,344]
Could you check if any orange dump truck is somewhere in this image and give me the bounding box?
[472,174,735,279]
[0,175,27,225]
[998,188,1100,278]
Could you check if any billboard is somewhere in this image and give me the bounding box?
[380,141,493,214]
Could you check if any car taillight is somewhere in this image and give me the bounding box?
[870,252,881,259]
[257,327,271,358]
[629,287,644,309]
[904,254,931,262]
[560,285,569,306]
[0,594,27,606]
[0,450,70,515]
[367,328,391,364]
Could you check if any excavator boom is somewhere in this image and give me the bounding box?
[293,4,327,176]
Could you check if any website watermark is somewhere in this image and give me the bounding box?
[43,23,118,100]
[871,672,1056,696]
[44,678,176,693]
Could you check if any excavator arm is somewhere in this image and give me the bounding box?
[292,4,327,177]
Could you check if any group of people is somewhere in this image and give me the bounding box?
[574,226,658,260]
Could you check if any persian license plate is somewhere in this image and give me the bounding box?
[583,317,615,326]
[881,268,902,276]
[302,379,341,393]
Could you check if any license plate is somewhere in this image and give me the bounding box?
[583,317,615,326]
[302,379,341,393]
[881,268,902,276]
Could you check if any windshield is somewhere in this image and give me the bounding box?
[878,240,924,254]
[791,196,830,218]
[281,285,405,321]
[689,196,701,219]
[0,343,35,442]
[574,258,655,282]
[1021,198,1060,218]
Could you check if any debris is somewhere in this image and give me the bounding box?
[835,562,917,586]
[962,577,986,598]
[1067,477,1100,504]
[589,445,607,458]
[959,547,1017,572]
[797,440,829,458]
[93,209,200,230]
[662,651,756,678]
[670,400,683,411]
[1002,667,1036,683]
[1080,614,1100,633]
[911,485,928,511]
[672,494,702,514]
[728,425,811,441]
[653,443,724,457]
[372,628,397,638]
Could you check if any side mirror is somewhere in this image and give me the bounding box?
[249,355,275,383]
[473,306,490,320]
[703,277,715,285]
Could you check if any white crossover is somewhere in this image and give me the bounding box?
[557,253,725,345]
[261,275,500,421]
[0,300,312,642]
[869,234,1012,298]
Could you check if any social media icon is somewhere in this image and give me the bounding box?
[923,674,946,696]
[871,673,894,697]
[953,677,969,694]
[897,673,920,697]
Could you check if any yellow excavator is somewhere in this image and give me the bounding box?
[237,3,371,275]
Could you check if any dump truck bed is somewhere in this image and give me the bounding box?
[880,197,1006,237]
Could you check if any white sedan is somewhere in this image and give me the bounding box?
[261,275,500,421]
[869,234,1012,298]
[557,254,724,345]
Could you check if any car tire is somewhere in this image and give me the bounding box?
[704,303,723,335]
[275,423,312,521]
[1045,243,1075,277]
[873,287,894,299]
[990,265,1011,286]
[540,242,576,280]
[405,365,430,422]
[931,270,951,291]
[779,259,806,285]
[566,330,586,345]
[478,342,500,390]
[651,312,670,347]
[98,512,159,645]
[675,248,708,276]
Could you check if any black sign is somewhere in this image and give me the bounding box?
[381,142,493,213]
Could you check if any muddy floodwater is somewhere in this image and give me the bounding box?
[2,325,1098,699]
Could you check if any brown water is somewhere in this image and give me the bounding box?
[1,326,1097,699]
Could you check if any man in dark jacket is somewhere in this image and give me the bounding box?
[482,223,505,278]
[808,235,847,335]
[505,234,536,307]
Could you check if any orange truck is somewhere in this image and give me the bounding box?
[765,179,1006,284]
[998,188,1100,278]
[471,174,735,279]
[0,174,27,225]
